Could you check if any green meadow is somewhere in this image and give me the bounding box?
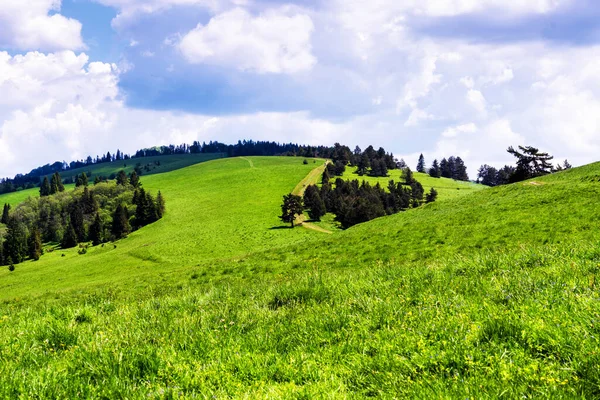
[1,157,600,398]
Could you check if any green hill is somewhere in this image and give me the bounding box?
[0,153,224,207]
[1,157,600,398]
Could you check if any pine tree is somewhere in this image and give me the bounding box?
[279,194,303,228]
[40,176,51,197]
[50,172,64,194]
[410,180,424,207]
[403,167,414,184]
[425,188,438,203]
[303,185,326,221]
[1,203,10,224]
[156,191,165,218]
[129,171,140,188]
[428,159,441,178]
[116,170,128,186]
[111,204,130,239]
[94,176,101,185]
[69,202,86,242]
[322,168,331,185]
[89,213,103,246]
[28,227,43,261]
[4,217,27,264]
[61,222,78,249]
[416,154,426,173]
[357,153,370,176]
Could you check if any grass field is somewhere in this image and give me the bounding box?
[0,153,224,207]
[339,165,485,200]
[1,158,600,398]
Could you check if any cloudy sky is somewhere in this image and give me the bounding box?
[1,0,599,177]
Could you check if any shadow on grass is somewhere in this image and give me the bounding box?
[269,226,294,230]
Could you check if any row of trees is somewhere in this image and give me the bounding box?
[477,146,572,186]
[417,154,469,181]
[280,167,437,229]
[0,174,165,268]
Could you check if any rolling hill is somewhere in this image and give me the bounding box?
[1,157,599,398]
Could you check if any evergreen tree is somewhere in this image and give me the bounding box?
[425,188,438,203]
[410,180,424,207]
[94,176,101,185]
[303,185,326,221]
[28,227,43,261]
[428,159,441,178]
[1,203,10,224]
[507,145,554,182]
[50,172,64,194]
[129,171,140,188]
[70,202,86,242]
[322,168,331,185]
[89,213,103,246]
[416,154,426,173]
[357,153,370,176]
[279,194,303,227]
[116,170,128,186]
[4,217,27,264]
[453,157,469,181]
[111,204,131,239]
[477,165,498,186]
[403,167,414,184]
[76,172,89,188]
[156,191,166,218]
[40,176,51,197]
[61,222,78,249]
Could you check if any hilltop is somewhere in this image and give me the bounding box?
[0,157,599,398]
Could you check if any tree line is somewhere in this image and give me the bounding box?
[0,171,164,269]
[477,145,572,187]
[281,164,437,229]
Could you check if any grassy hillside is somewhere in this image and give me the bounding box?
[0,157,326,298]
[1,159,600,398]
[0,153,224,207]
[339,165,484,200]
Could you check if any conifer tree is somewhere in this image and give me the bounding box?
[417,154,426,173]
[279,194,303,227]
[303,185,326,221]
[116,170,128,186]
[28,227,43,261]
[4,217,27,264]
[403,167,414,184]
[89,213,103,246]
[429,159,441,178]
[410,180,425,207]
[94,176,101,185]
[425,188,438,203]
[111,204,130,239]
[322,168,331,185]
[156,191,165,218]
[40,177,51,197]
[61,222,78,249]
[129,171,140,188]
[70,202,86,242]
[1,203,10,224]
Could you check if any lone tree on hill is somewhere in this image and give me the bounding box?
[507,145,554,182]
[416,154,426,173]
[279,194,304,228]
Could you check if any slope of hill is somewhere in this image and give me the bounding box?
[0,153,224,207]
[1,159,599,398]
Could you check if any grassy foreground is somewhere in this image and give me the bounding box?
[1,158,600,398]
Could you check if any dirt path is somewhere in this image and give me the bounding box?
[239,157,256,168]
[292,161,333,234]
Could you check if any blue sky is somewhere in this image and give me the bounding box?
[1,0,600,177]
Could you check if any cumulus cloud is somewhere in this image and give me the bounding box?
[178,8,316,74]
[0,0,84,51]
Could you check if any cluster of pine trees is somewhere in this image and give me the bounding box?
[0,171,164,268]
[291,167,437,229]
[416,154,469,181]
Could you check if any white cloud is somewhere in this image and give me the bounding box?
[442,123,477,138]
[178,8,316,74]
[0,0,84,51]
[467,89,487,116]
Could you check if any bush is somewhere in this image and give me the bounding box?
[8,264,15,272]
